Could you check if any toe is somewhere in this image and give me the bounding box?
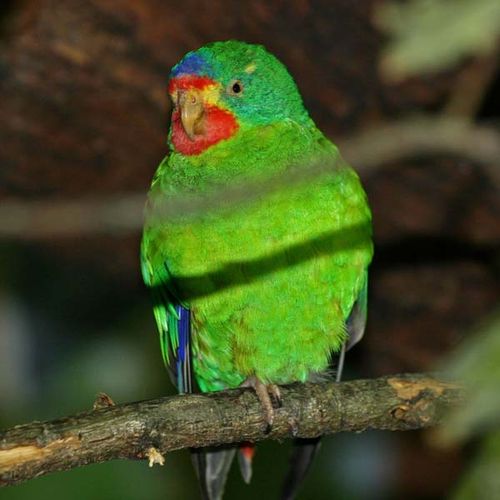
[268,384,282,408]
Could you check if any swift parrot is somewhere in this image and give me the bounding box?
[141,40,373,500]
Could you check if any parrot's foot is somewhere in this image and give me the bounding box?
[242,377,282,432]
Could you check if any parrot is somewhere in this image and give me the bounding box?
[141,40,373,500]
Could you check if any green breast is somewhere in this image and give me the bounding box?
[144,123,372,391]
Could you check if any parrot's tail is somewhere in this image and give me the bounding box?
[192,447,236,500]
[280,438,321,500]
[238,442,255,483]
[191,443,255,500]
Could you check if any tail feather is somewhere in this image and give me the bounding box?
[280,438,321,500]
[191,447,236,500]
[238,443,255,484]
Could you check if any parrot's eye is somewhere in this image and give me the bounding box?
[227,80,243,96]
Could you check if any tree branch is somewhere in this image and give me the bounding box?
[0,374,462,487]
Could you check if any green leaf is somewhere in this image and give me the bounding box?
[376,0,500,81]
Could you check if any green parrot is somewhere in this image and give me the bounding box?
[141,40,373,500]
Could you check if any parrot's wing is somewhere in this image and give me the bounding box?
[142,255,193,394]
[142,254,236,499]
[167,302,192,394]
[345,271,368,351]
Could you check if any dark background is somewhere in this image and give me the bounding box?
[1,1,499,499]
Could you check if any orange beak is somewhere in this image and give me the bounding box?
[177,88,206,140]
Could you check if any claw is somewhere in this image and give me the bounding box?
[268,384,282,408]
[242,377,281,432]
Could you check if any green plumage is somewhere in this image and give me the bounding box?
[141,41,372,394]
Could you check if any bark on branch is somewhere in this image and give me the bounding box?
[0,374,463,487]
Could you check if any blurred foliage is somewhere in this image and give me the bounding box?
[441,311,500,444]
[376,4,500,497]
[453,431,500,500]
[437,312,500,499]
[376,0,500,80]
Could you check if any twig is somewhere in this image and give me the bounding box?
[338,117,500,182]
[0,194,145,238]
[0,374,463,487]
[442,51,499,119]
[0,117,499,239]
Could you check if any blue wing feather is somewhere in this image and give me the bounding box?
[175,304,192,393]
[142,256,193,394]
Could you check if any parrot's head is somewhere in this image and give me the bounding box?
[167,40,311,156]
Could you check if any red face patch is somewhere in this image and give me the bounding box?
[171,106,239,156]
[169,76,239,155]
